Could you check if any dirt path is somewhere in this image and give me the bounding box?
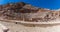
[0,21,37,32]
[0,21,60,32]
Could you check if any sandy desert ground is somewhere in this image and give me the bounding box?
[0,20,60,32]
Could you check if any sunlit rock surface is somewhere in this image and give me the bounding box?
[0,23,8,32]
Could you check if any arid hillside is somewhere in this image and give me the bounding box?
[0,2,60,22]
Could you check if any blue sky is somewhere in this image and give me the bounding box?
[0,0,60,10]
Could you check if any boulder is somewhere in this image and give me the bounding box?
[0,24,9,32]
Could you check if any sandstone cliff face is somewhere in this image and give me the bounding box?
[0,2,60,22]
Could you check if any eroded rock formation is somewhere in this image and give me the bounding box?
[0,2,60,22]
